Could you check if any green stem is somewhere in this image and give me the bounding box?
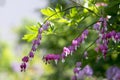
[80,37,99,62]
[84,37,99,51]
[71,0,99,17]
[75,21,100,39]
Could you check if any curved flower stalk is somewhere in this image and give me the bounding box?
[20,4,98,72]
[20,21,50,72]
[20,2,102,72]
[43,29,89,64]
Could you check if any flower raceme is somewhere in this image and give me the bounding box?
[19,17,120,80]
[20,22,89,72]
[43,29,89,64]
[20,21,50,72]
[93,17,120,59]
[20,16,120,80]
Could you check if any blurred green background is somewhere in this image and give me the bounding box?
[0,0,120,80]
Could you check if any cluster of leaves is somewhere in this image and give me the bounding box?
[23,2,99,41]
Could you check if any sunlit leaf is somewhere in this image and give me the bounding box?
[70,8,78,17]
[41,7,55,16]
[26,25,39,33]
[41,6,64,20]
[22,33,37,42]
[58,18,69,23]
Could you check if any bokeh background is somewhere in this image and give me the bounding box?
[0,0,49,80]
[0,0,120,80]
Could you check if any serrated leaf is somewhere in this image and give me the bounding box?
[70,8,78,17]
[41,7,64,20]
[55,7,63,17]
[22,33,37,42]
[41,7,55,16]
[26,25,38,33]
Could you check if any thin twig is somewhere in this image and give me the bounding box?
[71,0,100,17]
[84,37,99,51]
[75,21,100,39]
[80,37,99,62]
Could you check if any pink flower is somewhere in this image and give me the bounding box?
[22,56,29,63]
[95,2,108,7]
[20,62,27,72]
[43,54,60,64]
[63,47,70,56]
[29,51,34,58]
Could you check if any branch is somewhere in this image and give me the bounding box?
[71,0,100,17]
[80,37,99,61]
[75,21,100,39]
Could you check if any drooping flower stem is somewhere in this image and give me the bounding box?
[75,21,101,39]
[80,37,99,62]
[43,29,89,64]
[84,37,99,52]
[20,21,50,72]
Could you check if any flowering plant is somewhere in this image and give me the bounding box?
[20,0,120,79]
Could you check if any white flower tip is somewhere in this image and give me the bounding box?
[65,52,68,57]
[85,57,88,60]
[75,46,77,50]
[62,59,65,63]
[55,60,58,64]
[82,41,85,44]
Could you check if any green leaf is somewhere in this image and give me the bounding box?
[41,7,55,16]
[26,25,39,33]
[55,6,64,18]
[70,8,78,17]
[41,7,64,20]
[37,22,42,27]
[22,33,37,42]
[22,24,40,42]
[58,18,69,23]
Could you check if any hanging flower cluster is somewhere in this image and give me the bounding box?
[20,15,120,80]
[20,16,120,74]
[71,62,93,80]
[43,29,89,64]
[93,17,120,59]
[20,21,50,72]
